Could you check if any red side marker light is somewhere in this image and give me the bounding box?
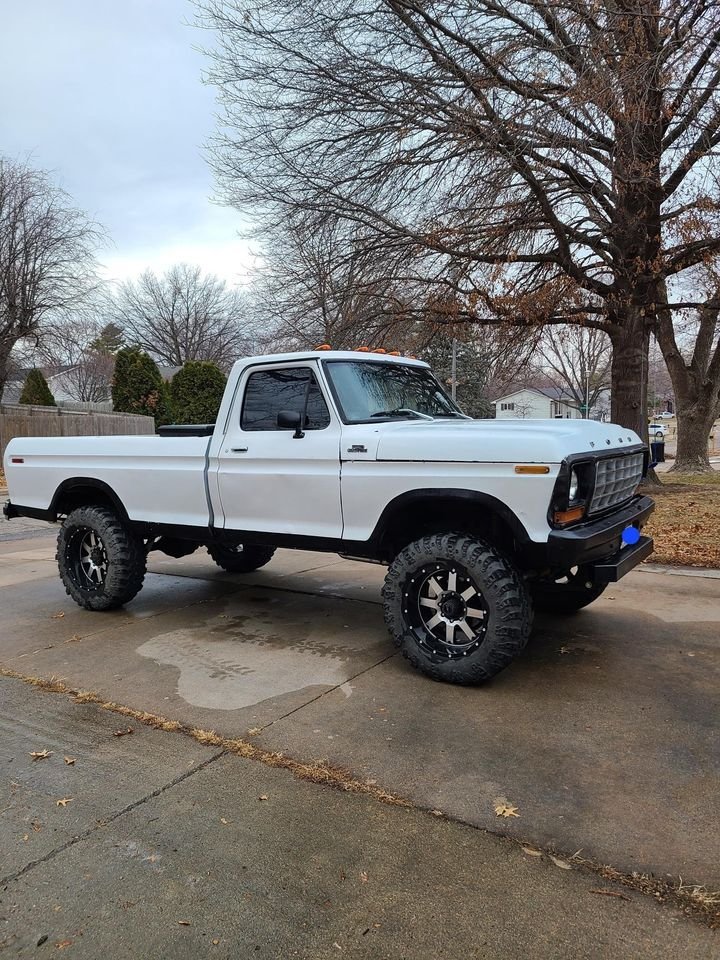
[11,457,24,464]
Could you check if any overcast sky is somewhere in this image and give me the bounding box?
[0,0,253,285]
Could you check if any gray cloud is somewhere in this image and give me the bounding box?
[0,0,251,281]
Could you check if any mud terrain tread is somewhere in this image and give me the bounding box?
[56,505,146,611]
[382,532,533,685]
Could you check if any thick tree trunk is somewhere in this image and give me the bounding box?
[608,316,661,486]
[608,319,650,442]
[671,405,715,473]
[655,286,719,475]
[0,342,12,404]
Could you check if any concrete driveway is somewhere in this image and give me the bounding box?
[2,526,719,883]
[1,521,719,954]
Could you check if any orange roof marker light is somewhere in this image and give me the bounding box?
[388,351,401,356]
[373,348,387,354]
[314,344,332,351]
[355,346,370,352]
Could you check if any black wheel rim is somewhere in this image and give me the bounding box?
[66,527,108,591]
[402,562,489,658]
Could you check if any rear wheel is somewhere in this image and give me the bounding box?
[57,505,146,611]
[207,542,276,573]
[382,533,532,685]
[530,567,607,614]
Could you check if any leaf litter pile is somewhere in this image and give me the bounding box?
[642,472,720,569]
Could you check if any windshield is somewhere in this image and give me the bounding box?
[324,360,465,423]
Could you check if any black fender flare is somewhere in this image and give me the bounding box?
[369,488,532,552]
[50,477,131,523]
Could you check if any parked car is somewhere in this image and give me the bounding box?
[648,422,669,438]
[3,349,654,685]
[656,412,675,419]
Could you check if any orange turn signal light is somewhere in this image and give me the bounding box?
[514,465,550,475]
[553,506,585,525]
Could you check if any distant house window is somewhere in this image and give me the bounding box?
[501,402,515,411]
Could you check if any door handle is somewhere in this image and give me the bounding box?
[231,447,248,453]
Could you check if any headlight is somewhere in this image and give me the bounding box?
[568,469,580,502]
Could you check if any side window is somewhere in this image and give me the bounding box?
[241,367,331,431]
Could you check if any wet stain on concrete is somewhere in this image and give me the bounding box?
[136,614,355,710]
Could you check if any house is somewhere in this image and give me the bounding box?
[493,386,582,419]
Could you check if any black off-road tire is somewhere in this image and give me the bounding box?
[56,505,146,611]
[382,533,533,685]
[530,569,607,614]
[207,542,276,573]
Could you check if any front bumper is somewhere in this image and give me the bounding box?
[547,495,655,575]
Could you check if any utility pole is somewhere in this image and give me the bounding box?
[585,368,590,419]
[451,338,457,402]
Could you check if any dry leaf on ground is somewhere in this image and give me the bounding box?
[494,801,520,818]
[549,855,572,870]
[30,749,52,761]
[55,798,74,807]
[63,757,76,765]
[113,727,134,737]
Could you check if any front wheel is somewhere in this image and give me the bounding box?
[207,542,276,573]
[382,533,533,685]
[57,505,146,610]
[530,567,607,614]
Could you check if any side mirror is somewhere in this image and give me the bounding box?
[277,409,305,439]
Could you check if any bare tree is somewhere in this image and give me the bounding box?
[0,157,100,398]
[37,312,116,403]
[199,0,720,449]
[248,218,416,351]
[109,264,250,368]
[540,326,612,418]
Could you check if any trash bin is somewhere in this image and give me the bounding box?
[650,440,665,463]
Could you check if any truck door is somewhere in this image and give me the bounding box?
[215,362,343,538]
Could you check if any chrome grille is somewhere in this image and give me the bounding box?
[589,452,644,514]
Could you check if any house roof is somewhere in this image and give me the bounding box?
[493,386,580,406]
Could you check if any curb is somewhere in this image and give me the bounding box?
[640,563,720,580]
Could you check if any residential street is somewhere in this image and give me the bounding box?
[1,522,719,956]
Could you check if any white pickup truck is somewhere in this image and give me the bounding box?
[3,350,654,685]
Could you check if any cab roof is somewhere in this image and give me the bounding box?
[232,350,430,373]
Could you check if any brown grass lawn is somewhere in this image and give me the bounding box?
[642,471,720,569]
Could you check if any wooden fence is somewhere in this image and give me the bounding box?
[0,404,155,460]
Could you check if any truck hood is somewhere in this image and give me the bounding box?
[372,418,643,463]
